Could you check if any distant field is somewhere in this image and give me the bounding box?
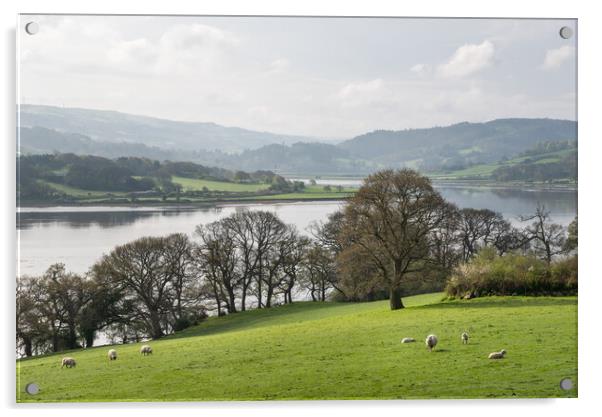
[249,192,353,201]
[430,148,576,180]
[17,294,577,402]
[41,181,127,198]
[171,176,270,192]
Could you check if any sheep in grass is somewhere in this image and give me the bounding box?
[425,334,438,352]
[108,349,117,361]
[140,345,153,356]
[488,349,507,359]
[461,332,469,344]
[401,337,416,344]
[61,357,76,368]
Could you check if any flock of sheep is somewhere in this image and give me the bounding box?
[401,332,507,360]
[60,344,153,368]
[60,332,506,369]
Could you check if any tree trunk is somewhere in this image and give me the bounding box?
[227,289,237,313]
[23,337,33,357]
[241,286,247,311]
[265,285,273,308]
[52,334,59,352]
[389,287,405,310]
[84,329,95,348]
[149,310,164,339]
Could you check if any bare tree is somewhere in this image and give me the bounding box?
[16,276,47,356]
[340,169,450,310]
[279,231,310,304]
[248,211,288,308]
[302,244,337,301]
[458,208,509,261]
[93,234,197,339]
[195,221,240,314]
[44,265,94,350]
[521,204,567,264]
[221,211,258,311]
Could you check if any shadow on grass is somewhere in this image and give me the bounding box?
[416,297,576,310]
[166,301,355,340]
[170,293,446,341]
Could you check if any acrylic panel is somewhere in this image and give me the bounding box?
[16,15,577,402]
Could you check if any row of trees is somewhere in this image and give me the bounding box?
[332,170,576,309]
[18,153,291,201]
[16,211,339,356]
[17,169,576,356]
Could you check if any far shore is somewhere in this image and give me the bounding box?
[17,179,577,209]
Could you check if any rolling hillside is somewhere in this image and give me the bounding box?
[16,294,577,402]
[19,105,323,153]
[18,105,577,176]
[339,118,577,169]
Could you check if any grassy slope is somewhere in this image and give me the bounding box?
[429,148,576,180]
[17,294,577,402]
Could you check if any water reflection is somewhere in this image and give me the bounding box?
[17,187,576,276]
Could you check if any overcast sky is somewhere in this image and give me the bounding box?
[18,15,576,139]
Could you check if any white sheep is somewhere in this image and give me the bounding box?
[140,345,153,356]
[425,334,438,352]
[61,357,76,368]
[401,337,416,344]
[108,349,117,361]
[461,332,469,344]
[488,349,507,359]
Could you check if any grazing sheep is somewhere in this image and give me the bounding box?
[461,332,469,344]
[425,334,438,352]
[488,349,507,359]
[108,349,117,361]
[61,357,76,368]
[401,337,416,344]
[140,345,153,356]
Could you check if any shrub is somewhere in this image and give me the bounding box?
[445,249,577,298]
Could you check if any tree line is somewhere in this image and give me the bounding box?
[17,153,294,201]
[16,169,576,356]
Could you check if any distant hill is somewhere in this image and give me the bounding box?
[18,105,577,176]
[338,118,577,171]
[19,126,195,161]
[19,105,323,153]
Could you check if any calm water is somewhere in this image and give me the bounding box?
[17,186,576,276]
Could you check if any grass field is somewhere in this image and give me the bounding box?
[429,148,576,180]
[16,293,577,402]
[39,177,354,204]
[42,181,127,198]
[171,176,270,192]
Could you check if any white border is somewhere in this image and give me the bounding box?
[2,1,600,416]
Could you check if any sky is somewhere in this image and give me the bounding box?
[18,15,577,139]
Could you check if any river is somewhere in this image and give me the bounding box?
[17,184,576,276]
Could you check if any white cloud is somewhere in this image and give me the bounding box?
[437,40,495,78]
[107,38,157,66]
[18,17,576,138]
[410,63,432,76]
[337,79,388,108]
[268,58,291,74]
[541,46,575,70]
[338,78,383,99]
[159,24,239,50]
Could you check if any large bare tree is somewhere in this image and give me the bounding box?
[340,169,450,310]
